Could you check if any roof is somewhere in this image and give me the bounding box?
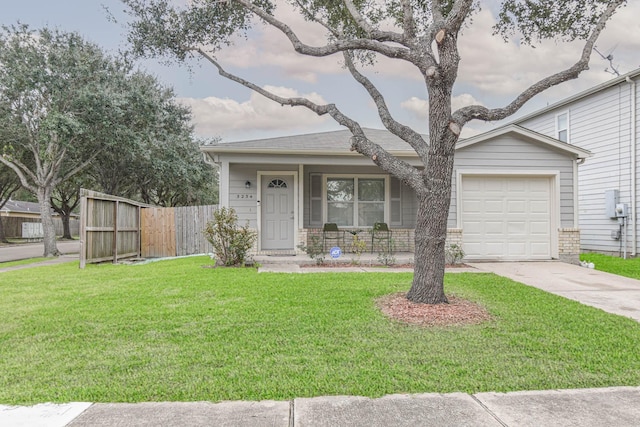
[512,68,640,124]
[0,200,43,215]
[0,200,79,217]
[202,125,590,159]
[200,128,423,156]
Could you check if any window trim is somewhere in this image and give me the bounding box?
[555,111,569,143]
[321,174,390,228]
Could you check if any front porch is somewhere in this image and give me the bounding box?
[253,250,417,267]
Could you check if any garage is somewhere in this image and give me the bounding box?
[460,175,553,260]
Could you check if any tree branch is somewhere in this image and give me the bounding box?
[231,0,411,60]
[0,155,37,194]
[399,0,417,39]
[453,0,624,125]
[198,48,423,190]
[343,53,430,162]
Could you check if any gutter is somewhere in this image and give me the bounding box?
[627,76,638,256]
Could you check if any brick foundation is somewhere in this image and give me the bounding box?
[558,228,580,264]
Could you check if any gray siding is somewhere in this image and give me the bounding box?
[228,164,298,228]
[453,134,576,229]
[519,77,639,255]
[224,133,576,235]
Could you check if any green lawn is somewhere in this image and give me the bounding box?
[1,256,639,404]
[581,252,640,280]
[0,257,49,269]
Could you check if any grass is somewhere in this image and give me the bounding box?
[581,252,640,280]
[0,257,49,268]
[0,256,639,404]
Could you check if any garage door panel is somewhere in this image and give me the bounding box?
[485,242,505,256]
[463,200,483,214]
[507,200,527,213]
[484,200,504,213]
[530,221,550,234]
[507,180,527,192]
[507,221,526,235]
[530,200,550,214]
[484,221,504,234]
[507,242,526,256]
[530,242,551,257]
[461,176,552,260]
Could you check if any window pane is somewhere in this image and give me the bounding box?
[557,113,567,130]
[358,178,384,201]
[358,202,384,226]
[558,129,568,142]
[327,178,354,202]
[328,202,354,226]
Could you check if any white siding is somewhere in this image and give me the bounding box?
[519,78,638,255]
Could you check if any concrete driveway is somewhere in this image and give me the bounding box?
[468,261,640,322]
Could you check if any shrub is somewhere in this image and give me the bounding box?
[377,239,397,266]
[445,243,465,265]
[297,235,325,265]
[204,207,257,267]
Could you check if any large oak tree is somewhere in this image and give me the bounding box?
[123,0,625,303]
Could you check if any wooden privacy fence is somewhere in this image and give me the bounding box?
[141,205,217,258]
[80,189,218,267]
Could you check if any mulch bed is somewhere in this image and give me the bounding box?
[376,292,492,327]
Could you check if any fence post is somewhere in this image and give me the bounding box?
[79,191,87,269]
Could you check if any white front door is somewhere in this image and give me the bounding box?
[261,176,295,250]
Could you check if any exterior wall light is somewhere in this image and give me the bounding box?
[245,181,251,189]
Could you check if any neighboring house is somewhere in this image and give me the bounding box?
[202,125,589,263]
[515,69,640,257]
[0,200,42,219]
[0,199,79,238]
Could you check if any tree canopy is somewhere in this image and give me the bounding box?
[0,24,215,256]
[122,0,625,303]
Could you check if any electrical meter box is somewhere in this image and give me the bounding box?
[605,189,619,218]
[615,203,629,218]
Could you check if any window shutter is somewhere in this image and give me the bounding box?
[310,174,322,225]
[390,176,402,226]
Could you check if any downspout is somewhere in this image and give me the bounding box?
[626,76,637,256]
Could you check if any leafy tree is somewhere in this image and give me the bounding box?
[123,0,625,303]
[0,25,135,256]
[86,72,218,207]
[50,175,83,240]
[0,164,21,243]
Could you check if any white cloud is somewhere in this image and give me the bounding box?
[400,97,429,119]
[178,86,329,139]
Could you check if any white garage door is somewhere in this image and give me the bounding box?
[461,176,552,260]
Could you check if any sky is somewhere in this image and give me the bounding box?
[4,1,640,142]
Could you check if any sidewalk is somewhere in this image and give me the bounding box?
[2,386,639,427]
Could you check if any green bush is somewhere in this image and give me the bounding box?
[204,207,257,267]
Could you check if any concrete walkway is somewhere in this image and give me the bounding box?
[2,386,639,426]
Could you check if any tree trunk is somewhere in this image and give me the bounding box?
[61,213,72,240]
[406,150,456,304]
[37,188,60,257]
[0,217,7,243]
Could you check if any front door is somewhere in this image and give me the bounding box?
[261,176,294,250]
